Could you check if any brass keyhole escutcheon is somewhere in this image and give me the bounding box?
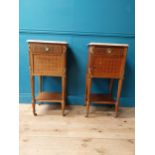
[45,47,49,52]
[107,48,112,54]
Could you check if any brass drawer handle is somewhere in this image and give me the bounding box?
[45,47,49,52]
[107,48,112,54]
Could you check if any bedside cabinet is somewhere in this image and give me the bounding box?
[27,40,68,116]
[85,42,128,117]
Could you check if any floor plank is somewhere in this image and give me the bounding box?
[20,104,135,155]
[20,136,134,155]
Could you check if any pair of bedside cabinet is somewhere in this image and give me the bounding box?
[27,40,128,117]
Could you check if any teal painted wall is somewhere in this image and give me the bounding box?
[19,0,135,106]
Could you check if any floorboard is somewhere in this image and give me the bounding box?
[20,104,135,155]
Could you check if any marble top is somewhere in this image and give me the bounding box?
[88,42,128,47]
[27,40,68,44]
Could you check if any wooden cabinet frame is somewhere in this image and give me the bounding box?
[85,43,128,117]
[28,40,68,116]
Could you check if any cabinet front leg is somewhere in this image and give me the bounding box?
[30,75,37,116]
[85,77,92,117]
[38,76,42,105]
[115,79,123,117]
[32,99,37,116]
[62,76,66,116]
[109,79,114,94]
[86,101,90,117]
[85,74,88,106]
[61,102,65,116]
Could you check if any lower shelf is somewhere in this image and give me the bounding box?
[90,93,115,104]
[36,92,62,102]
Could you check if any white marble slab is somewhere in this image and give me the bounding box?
[88,42,128,47]
[27,40,68,44]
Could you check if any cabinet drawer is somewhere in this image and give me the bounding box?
[93,46,124,57]
[29,43,63,54]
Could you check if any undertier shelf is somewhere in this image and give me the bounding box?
[90,93,115,104]
[36,92,62,102]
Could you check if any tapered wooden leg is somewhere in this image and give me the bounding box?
[32,100,37,116]
[85,77,92,117]
[39,76,42,92]
[86,101,90,117]
[115,79,123,117]
[62,76,66,116]
[84,74,88,106]
[30,76,37,116]
[61,102,65,116]
[38,76,42,105]
[109,79,114,94]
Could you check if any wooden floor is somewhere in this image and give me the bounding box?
[20,104,135,155]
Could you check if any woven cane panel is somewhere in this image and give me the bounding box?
[91,56,123,77]
[33,54,64,76]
